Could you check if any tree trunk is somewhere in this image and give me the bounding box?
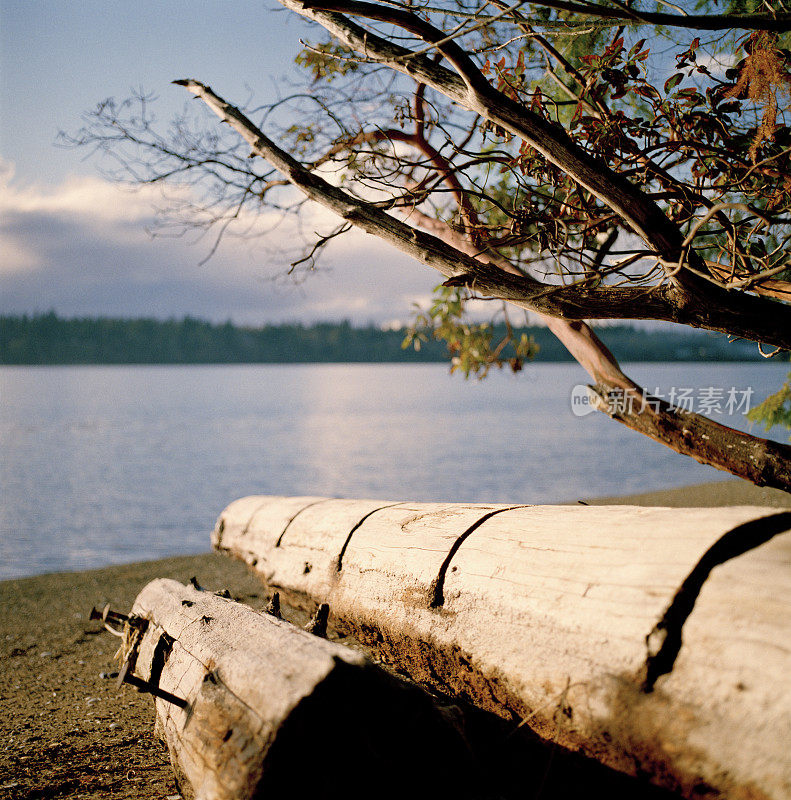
[124,578,476,800]
[214,495,791,800]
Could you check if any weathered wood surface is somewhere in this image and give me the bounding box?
[213,496,791,800]
[126,578,475,800]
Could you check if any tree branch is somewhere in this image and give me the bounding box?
[174,79,791,349]
[289,0,686,257]
[169,78,791,488]
[509,0,791,31]
[279,0,791,342]
[394,0,791,30]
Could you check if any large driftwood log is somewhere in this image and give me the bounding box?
[213,496,791,800]
[124,578,476,800]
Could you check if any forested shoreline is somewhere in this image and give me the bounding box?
[0,312,768,365]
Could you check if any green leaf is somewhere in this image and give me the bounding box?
[664,73,684,93]
[628,39,647,60]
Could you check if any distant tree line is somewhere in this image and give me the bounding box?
[0,312,767,365]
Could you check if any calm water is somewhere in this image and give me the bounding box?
[1,362,788,580]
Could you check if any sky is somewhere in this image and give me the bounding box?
[0,0,439,325]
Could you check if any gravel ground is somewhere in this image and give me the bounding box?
[0,555,265,800]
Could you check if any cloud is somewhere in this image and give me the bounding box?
[0,164,439,324]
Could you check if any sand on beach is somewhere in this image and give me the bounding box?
[1,480,789,799]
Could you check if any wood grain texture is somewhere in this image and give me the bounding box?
[214,496,791,800]
[128,578,475,800]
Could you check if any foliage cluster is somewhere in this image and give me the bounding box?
[402,287,537,377]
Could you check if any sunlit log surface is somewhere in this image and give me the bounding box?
[214,495,791,800]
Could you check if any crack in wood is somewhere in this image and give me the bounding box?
[429,506,531,609]
[335,503,405,571]
[239,500,275,539]
[149,632,175,689]
[274,499,333,548]
[642,511,791,692]
[145,609,278,724]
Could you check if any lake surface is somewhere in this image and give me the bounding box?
[1,362,788,579]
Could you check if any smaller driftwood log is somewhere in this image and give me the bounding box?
[122,579,475,800]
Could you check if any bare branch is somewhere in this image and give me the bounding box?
[377,0,791,31]
[173,79,791,348]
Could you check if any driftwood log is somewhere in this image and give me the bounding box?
[123,578,476,800]
[213,496,791,800]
